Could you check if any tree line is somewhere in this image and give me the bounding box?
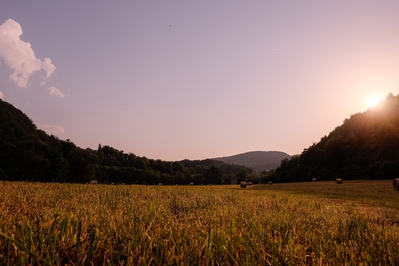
[0,99,256,184]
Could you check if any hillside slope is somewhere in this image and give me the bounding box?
[271,93,399,182]
[213,151,291,171]
[0,99,38,142]
[0,99,99,182]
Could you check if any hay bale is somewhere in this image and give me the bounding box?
[247,182,253,186]
[336,178,342,184]
[90,180,98,184]
[158,183,162,186]
[189,182,194,186]
[268,181,272,185]
[240,181,247,188]
[393,178,399,191]
[312,178,317,182]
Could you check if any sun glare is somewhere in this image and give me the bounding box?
[366,96,381,108]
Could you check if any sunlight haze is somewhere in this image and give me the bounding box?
[366,96,382,108]
[1,1,398,161]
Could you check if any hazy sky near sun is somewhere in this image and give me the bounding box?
[1,1,399,161]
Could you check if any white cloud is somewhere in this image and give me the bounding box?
[0,91,3,99]
[42,57,56,77]
[0,19,56,87]
[39,124,65,135]
[47,86,66,98]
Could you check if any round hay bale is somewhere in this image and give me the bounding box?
[393,178,399,191]
[158,183,162,186]
[247,182,253,186]
[312,178,317,182]
[336,178,342,184]
[189,182,194,186]
[268,181,272,185]
[240,181,247,188]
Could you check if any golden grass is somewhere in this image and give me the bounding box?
[0,181,398,265]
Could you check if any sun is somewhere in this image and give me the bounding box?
[366,96,382,108]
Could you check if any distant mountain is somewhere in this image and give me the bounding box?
[212,151,291,171]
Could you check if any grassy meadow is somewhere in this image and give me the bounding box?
[0,180,398,265]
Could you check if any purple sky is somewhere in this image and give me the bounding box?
[1,1,399,161]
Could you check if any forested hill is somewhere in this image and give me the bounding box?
[0,99,253,184]
[270,93,399,183]
[213,151,291,171]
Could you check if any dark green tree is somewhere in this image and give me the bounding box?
[67,148,99,183]
[203,166,223,184]
[236,169,247,182]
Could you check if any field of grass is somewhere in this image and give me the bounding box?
[0,180,398,265]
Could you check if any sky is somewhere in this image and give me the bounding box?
[1,1,399,161]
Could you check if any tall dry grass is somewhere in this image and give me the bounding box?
[0,181,398,265]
